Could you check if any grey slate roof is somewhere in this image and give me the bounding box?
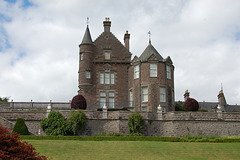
[139,42,163,62]
[81,25,93,45]
[198,102,218,112]
[225,105,240,112]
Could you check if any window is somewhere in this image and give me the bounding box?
[167,65,171,79]
[142,106,147,112]
[142,87,148,102]
[105,51,110,60]
[111,73,115,84]
[100,92,106,108]
[129,90,133,107]
[100,91,115,108]
[160,87,166,102]
[150,64,157,77]
[100,73,104,84]
[86,71,91,79]
[100,72,115,84]
[134,65,139,79]
[80,53,84,61]
[105,73,110,84]
[172,90,175,105]
[108,92,115,108]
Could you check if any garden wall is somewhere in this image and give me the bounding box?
[0,111,240,137]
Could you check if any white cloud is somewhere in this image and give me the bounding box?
[0,0,240,104]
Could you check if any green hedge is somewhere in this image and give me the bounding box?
[20,135,240,143]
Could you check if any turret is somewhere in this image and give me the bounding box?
[78,25,94,93]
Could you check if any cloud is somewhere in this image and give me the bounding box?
[0,0,240,104]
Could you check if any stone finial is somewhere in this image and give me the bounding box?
[158,104,162,111]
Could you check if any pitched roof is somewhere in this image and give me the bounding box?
[81,25,93,45]
[139,43,163,62]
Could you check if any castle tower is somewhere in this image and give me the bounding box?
[78,25,94,94]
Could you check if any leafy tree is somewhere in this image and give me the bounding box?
[13,118,30,135]
[71,95,87,109]
[67,110,87,135]
[40,111,72,136]
[175,101,186,111]
[0,97,9,102]
[0,125,47,159]
[128,112,144,135]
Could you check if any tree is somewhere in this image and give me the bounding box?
[13,118,30,135]
[0,97,9,102]
[184,98,199,111]
[71,95,87,110]
[0,125,47,159]
[40,111,72,136]
[175,101,186,111]
[128,112,144,135]
[67,110,87,135]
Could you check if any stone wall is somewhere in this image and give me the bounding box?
[0,111,240,137]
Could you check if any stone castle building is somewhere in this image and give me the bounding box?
[78,18,174,112]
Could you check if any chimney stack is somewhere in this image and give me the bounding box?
[103,17,111,32]
[184,90,190,101]
[124,30,130,51]
[218,90,226,107]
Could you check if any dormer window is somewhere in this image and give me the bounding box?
[105,51,111,60]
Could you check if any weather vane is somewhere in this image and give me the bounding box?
[148,31,152,43]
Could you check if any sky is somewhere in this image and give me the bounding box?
[0,0,240,104]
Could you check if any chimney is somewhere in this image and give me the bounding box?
[124,30,130,51]
[184,90,190,101]
[218,90,226,107]
[103,17,111,32]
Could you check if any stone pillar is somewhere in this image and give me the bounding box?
[157,104,163,120]
[46,104,52,117]
[30,100,33,108]
[102,104,108,119]
[217,104,222,119]
[184,90,190,101]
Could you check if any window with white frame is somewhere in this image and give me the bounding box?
[142,87,148,102]
[80,53,84,61]
[160,87,166,102]
[129,90,133,107]
[167,65,171,79]
[108,92,115,108]
[104,51,111,60]
[86,71,91,79]
[134,65,139,79]
[100,72,115,84]
[150,63,157,77]
[100,92,106,108]
[142,106,148,112]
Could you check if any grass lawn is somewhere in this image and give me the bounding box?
[27,140,240,160]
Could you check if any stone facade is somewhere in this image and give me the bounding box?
[78,18,174,112]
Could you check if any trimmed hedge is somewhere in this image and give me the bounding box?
[20,135,240,143]
[13,118,30,135]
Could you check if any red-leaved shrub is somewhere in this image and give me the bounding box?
[184,98,199,111]
[0,125,47,160]
[71,95,87,110]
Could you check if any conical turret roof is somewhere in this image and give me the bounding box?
[139,42,163,62]
[81,25,93,45]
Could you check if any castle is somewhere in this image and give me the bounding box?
[0,18,240,137]
[78,18,174,112]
